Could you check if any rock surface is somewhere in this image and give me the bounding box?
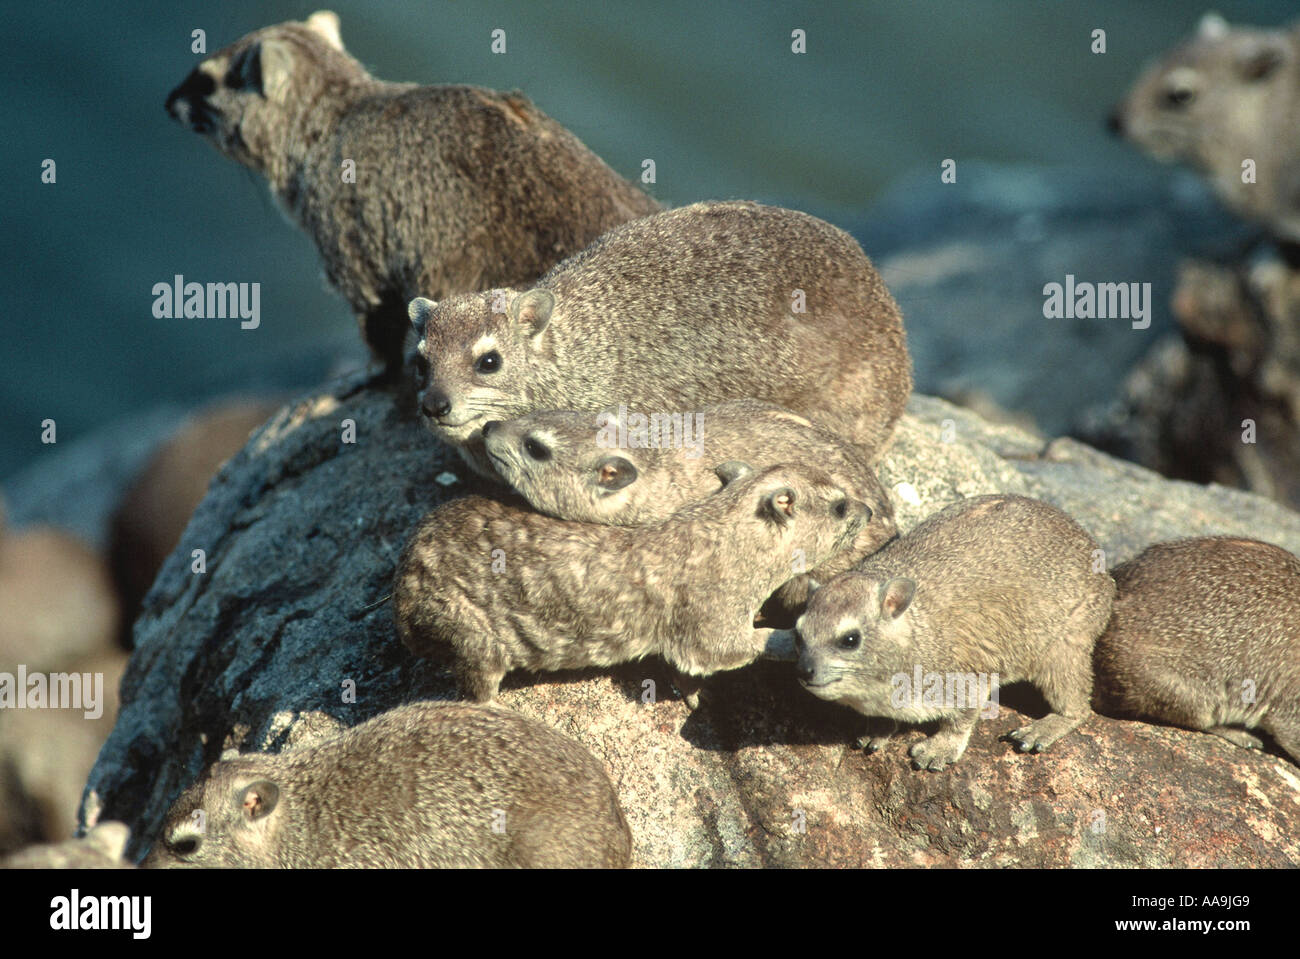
[82,373,1300,867]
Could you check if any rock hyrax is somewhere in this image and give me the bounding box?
[144,702,631,868]
[1,822,133,869]
[410,200,911,476]
[481,399,898,618]
[1093,536,1300,765]
[795,494,1115,771]
[394,463,870,704]
[1109,13,1300,244]
[165,11,659,371]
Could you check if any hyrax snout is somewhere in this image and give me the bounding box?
[480,400,898,619]
[394,463,869,705]
[410,200,911,476]
[795,494,1115,771]
[1093,536,1300,765]
[143,702,632,868]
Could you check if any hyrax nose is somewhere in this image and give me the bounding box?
[1105,107,1124,136]
[421,391,452,420]
[482,420,502,437]
[796,659,815,683]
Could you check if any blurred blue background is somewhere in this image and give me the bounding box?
[3,0,1294,480]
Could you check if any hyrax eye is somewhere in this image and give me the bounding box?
[1163,87,1194,108]
[172,836,200,856]
[839,631,861,651]
[524,437,551,461]
[475,350,503,374]
[833,499,848,519]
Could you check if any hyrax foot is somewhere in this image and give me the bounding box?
[457,662,505,703]
[1207,726,1264,751]
[854,717,898,753]
[1004,713,1081,753]
[909,729,971,772]
[673,671,704,710]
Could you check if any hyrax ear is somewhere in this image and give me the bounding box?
[259,39,297,102]
[1197,12,1229,41]
[878,578,915,620]
[715,460,754,485]
[761,487,797,525]
[595,456,637,491]
[1238,39,1287,82]
[408,297,438,336]
[508,289,555,334]
[306,10,345,51]
[240,781,280,821]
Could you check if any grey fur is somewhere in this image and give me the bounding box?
[2,822,133,869]
[165,11,659,370]
[411,200,911,476]
[1110,14,1300,242]
[394,464,870,705]
[1093,536,1300,765]
[143,701,631,868]
[482,400,898,618]
[795,494,1115,771]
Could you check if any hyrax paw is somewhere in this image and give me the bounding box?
[855,734,893,753]
[1003,715,1078,753]
[1208,726,1264,750]
[854,719,897,752]
[909,735,965,772]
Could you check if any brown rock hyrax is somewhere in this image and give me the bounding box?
[795,495,1115,771]
[165,11,659,371]
[1093,536,1300,765]
[144,702,631,868]
[109,397,279,646]
[2,822,133,869]
[481,399,898,618]
[394,463,870,705]
[1109,13,1300,244]
[410,200,911,476]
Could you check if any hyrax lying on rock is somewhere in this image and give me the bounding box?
[394,463,870,705]
[481,400,898,618]
[1109,13,1300,246]
[410,200,911,476]
[144,702,631,868]
[1,822,133,869]
[165,11,658,372]
[795,494,1115,771]
[1093,536,1300,765]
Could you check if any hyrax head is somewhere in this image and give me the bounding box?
[165,11,358,171]
[1107,13,1291,163]
[143,759,283,869]
[410,289,556,447]
[795,572,918,701]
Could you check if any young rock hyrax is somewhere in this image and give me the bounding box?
[165,11,659,371]
[410,200,911,476]
[794,494,1115,771]
[1,822,133,869]
[1093,536,1300,765]
[481,399,898,617]
[394,463,871,704]
[1109,13,1300,244]
[143,702,631,868]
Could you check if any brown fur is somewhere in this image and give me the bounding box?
[165,11,659,371]
[1093,536,1300,765]
[795,495,1115,770]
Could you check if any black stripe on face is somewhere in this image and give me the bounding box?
[165,68,217,118]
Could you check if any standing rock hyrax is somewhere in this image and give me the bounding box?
[394,463,870,705]
[1093,536,1300,765]
[795,494,1115,771]
[143,702,631,868]
[410,200,911,476]
[2,822,133,869]
[165,11,659,372]
[1109,13,1300,245]
[481,399,898,618]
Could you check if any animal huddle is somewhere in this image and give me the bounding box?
[124,12,1300,870]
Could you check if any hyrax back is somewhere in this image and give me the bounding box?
[165,11,658,371]
[1109,13,1300,242]
[1093,536,1300,765]
[481,399,898,618]
[143,702,631,868]
[394,464,870,704]
[411,201,911,475]
[1,822,133,869]
[795,494,1115,771]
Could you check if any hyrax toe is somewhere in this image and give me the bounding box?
[1004,713,1081,753]
[909,732,968,771]
[854,717,898,753]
